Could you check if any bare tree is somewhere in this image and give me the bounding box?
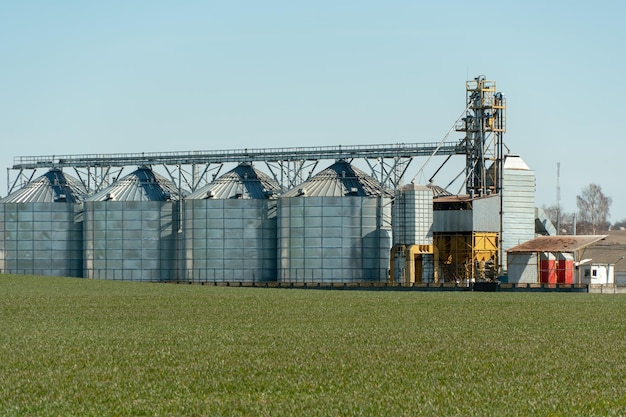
[576,183,611,234]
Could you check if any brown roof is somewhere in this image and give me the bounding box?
[580,246,626,272]
[595,230,626,245]
[581,231,626,272]
[507,235,608,253]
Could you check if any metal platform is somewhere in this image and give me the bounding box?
[9,142,465,194]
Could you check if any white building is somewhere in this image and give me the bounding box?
[581,264,615,285]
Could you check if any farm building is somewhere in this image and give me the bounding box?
[4,76,610,287]
[506,235,607,284]
[576,230,626,284]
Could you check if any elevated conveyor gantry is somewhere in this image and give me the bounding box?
[8,142,466,195]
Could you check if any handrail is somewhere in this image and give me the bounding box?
[12,141,465,169]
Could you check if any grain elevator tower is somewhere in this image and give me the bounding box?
[456,75,506,197]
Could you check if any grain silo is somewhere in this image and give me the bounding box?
[0,168,87,277]
[278,160,393,283]
[182,162,280,282]
[500,155,535,272]
[83,167,183,281]
[391,183,434,284]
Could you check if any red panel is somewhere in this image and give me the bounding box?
[557,259,574,284]
[540,259,557,284]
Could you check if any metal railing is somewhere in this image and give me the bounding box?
[12,142,465,169]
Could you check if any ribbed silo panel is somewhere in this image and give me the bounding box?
[501,168,535,272]
[393,185,433,246]
[0,205,5,273]
[182,198,277,282]
[278,196,391,283]
[0,202,83,277]
[83,201,177,281]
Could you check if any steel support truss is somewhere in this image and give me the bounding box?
[8,142,466,196]
[455,75,506,197]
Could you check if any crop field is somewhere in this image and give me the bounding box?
[0,275,625,416]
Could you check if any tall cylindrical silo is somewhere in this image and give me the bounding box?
[278,160,393,283]
[83,167,184,281]
[183,162,280,282]
[391,183,434,284]
[0,168,87,277]
[392,184,433,246]
[501,155,535,272]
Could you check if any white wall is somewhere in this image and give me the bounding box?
[506,252,537,283]
[581,264,615,285]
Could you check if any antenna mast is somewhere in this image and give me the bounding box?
[556,162,561,234]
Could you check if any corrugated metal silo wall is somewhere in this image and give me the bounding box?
[182,199,277,282]
[0,202,83,277]
[278,196,392,283]
[0,206,3,273]
[83,201,178,281]
[392,187,433,246]
[501,169,536,272]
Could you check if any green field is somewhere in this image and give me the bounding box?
[0,275,624,416]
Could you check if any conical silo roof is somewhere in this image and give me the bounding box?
[281,160,393,198]
[0,168,87,203]
[86,167,184,202]
[483,154,532,190]
[503,154,530,170]
[186,162,280,199]
[426,182,453,198]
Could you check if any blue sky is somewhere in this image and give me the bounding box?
[1,1,625,220]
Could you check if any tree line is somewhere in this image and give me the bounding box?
[542,183,622,235]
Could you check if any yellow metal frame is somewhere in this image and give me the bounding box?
[433,232,498,283]
[390,244,434,285]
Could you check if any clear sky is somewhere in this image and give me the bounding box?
[1,1,625,221]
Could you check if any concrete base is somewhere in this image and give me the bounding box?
[588,285,626,294]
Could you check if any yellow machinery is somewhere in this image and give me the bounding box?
[433,232,498,283]
[390,244,433,285]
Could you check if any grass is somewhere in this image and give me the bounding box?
[0,274,625,416]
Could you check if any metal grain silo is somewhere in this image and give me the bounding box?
[501,155,535,272]
[391,184,434,284]
[278,160,393,283]
[83,167,183,281]
[0,168,87,277]
[182,163,280,282]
